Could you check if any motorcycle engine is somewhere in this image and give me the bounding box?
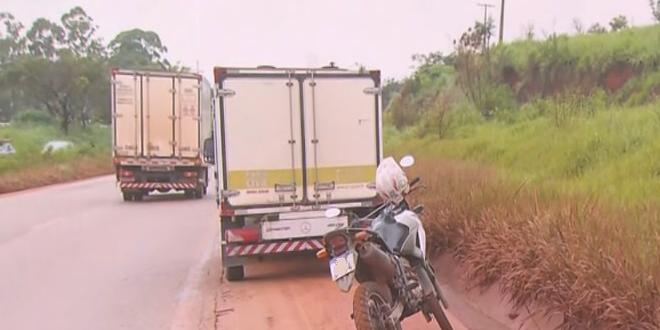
[398,258,424,314]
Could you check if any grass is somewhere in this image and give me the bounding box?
[0,123,112,193]
[406,159,659,329]
[384,103,660,327]
[382,23,660,329]
[389,103,660,204]
[497,25,660,73]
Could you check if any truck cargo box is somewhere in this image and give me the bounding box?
[111,69,212,161]
[213,67,382,209]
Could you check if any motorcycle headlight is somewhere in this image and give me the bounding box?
[326,233,349,257]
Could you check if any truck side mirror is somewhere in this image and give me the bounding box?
[203,137,215,164]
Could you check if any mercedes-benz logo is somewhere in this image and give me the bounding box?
[301,221,312,234]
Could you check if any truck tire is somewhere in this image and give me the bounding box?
[134,192,144,201]
[184,190,194,199]
[195,187,204,199]
[225,265,245,281]
[122,192,132,202]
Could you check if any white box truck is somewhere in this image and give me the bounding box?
[208,66,382,280]
[111,69,213,201]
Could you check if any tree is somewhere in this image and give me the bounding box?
[412,52,446,68]
[381,78,402,110]
[60,6,104,58]
[0,12,26,64]
[587,23,608,34]
[0,12,28,121]
[650,0,660,22]
[454,21,494,116]
[609,15,629,32]
[7,53,106,132]
[572,18,585,34]
[26,18,65,59]
[523,23,535,40]
[108,29,170,70]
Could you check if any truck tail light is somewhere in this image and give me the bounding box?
[120,169,134,177]
[220,201,235,217]
[182,171,198,178]
[225,228,259,243]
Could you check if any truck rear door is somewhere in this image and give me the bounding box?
[302,75,379,203]
[112,72,142,157]
[175,76,202,158]
[220,76,304,206]
[143,74,175,158]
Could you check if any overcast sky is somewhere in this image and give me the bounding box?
[3,0,656,80]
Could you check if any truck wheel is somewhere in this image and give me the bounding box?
[122,192,132,202]
[194,188,204,199]
[225,265,245,281]
[134,192,144,201]
[184,190,194,198]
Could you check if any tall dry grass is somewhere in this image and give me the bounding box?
[409,158,659,329]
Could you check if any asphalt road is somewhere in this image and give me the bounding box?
[1,176,510,330]
[0,176,219,330]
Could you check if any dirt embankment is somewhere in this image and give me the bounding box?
[0,156,113,194]
[504,62,637,100]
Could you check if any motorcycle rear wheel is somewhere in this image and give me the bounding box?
[353,282,401,330]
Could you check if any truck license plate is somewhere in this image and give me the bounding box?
[329,251,356,281]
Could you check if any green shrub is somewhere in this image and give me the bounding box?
[12,110,55,125]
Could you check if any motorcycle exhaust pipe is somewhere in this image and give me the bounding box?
[357,242,397,284]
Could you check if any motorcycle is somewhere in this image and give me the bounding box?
[317,156,453,330]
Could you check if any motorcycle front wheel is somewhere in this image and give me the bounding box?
[353,282,401,330]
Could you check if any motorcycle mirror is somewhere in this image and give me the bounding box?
[399,155,415,168]
[325,208,341,218]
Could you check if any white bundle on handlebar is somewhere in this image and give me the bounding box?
[376,157,409,204]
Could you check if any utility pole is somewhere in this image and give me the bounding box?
[477,3,495,51]
[499,0,505,44]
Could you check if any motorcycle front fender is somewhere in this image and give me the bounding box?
[330,249,358,293]
[336,271,356,292]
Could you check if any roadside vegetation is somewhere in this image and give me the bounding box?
[384,13,660,330]
[0,7,179,192]
[0,117,111,193]
[406,159,659,329]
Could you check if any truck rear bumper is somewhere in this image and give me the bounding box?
[119,182,197,190]
[224,238,323,258]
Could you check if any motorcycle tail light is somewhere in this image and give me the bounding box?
[327,233,348,257]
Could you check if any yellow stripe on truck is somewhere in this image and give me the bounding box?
[227,165,375,189]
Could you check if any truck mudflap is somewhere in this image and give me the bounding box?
[224,238,324,257]
[120,182,197,190]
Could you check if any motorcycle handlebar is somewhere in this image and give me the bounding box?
[406,177,422,196]
[356,176,422,222]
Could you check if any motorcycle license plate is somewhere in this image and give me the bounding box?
[329,251,356,281]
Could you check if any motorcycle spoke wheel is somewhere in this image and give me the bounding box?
[353,282,399,330]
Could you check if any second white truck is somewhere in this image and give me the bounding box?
[207,65,383,280]
[111,69,213,201]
